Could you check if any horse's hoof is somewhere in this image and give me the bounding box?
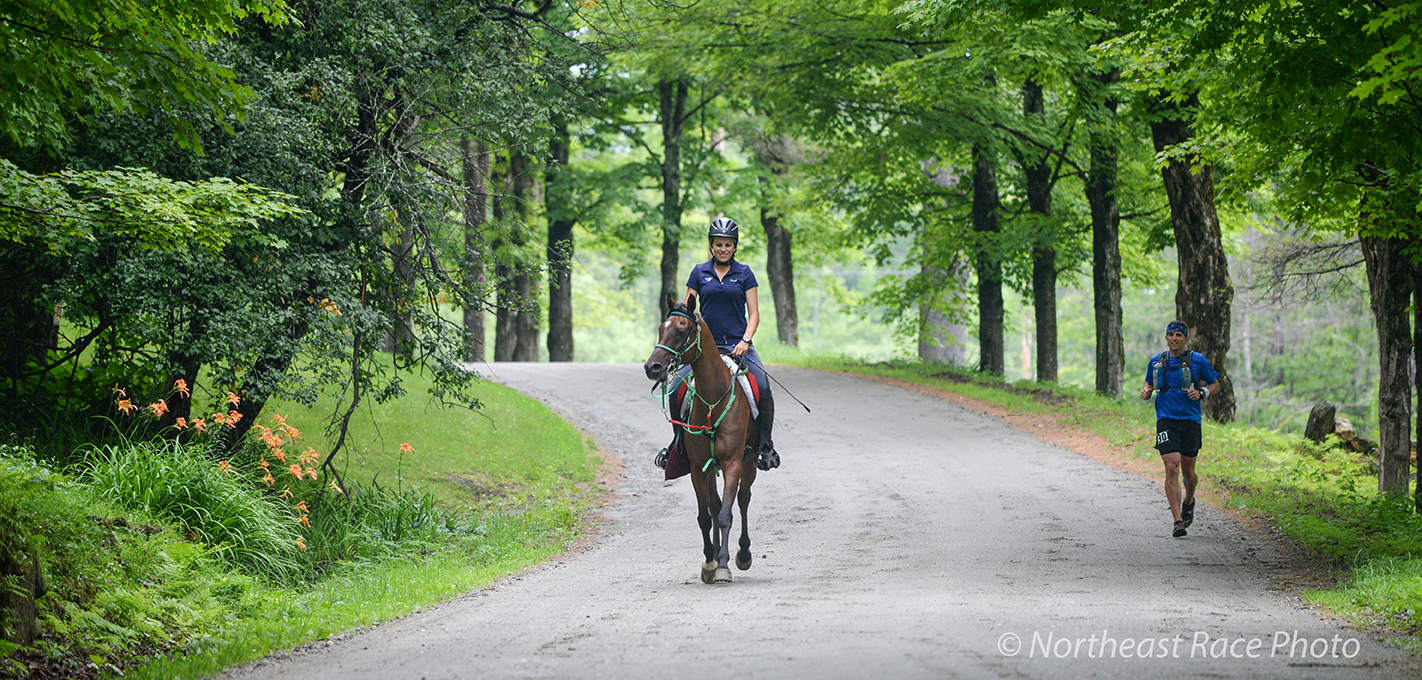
[700,562,717,584]
[736,552,752,571]
[713,567,732,583]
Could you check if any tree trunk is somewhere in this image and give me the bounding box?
[159,315,203,433]
[462,137,489,363]
[509,152,540,362]
[1361,233,1413,497]
[972,143,1004,377]
[1415,257,1422,511]
[385,203,417,355]
[1085,70,1125,398]
[1150,93,1235,422]
[761,202,798,346]
[546,122,575,362]
[658,79,688,316]
[1021,78,1056,383]
[492,151,516,362]
[918,260,968,365]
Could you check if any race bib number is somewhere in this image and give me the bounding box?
[1156,431,1170,446]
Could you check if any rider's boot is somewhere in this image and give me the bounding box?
[656,426,679,470]
[755,391,779,470]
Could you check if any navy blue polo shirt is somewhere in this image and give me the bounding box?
[687,259,758,345]
[1145,351,1219,423]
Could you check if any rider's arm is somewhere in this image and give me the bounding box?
[743,287,759,342]
[732,288,759,357]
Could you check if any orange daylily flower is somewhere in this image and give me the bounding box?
[329,481,345,495]
[281,423,301,439]
[299,447,319,465]
[281,487,293,500]
[148,400,169,417]
[174,417,188,430]
[295,501,308,513]
[112,384,126,397]
[259,459,270,469]
[288,464,303,479]
[399,442,415,454]
[295,536,307,551]
[193,418,207,433]
[305,467,318,480]
[271,413,287,425]
[273,449,287,462]
[227,391,241,407]
[211,412,228,426]
[217,460,234,477]
[299,514,311,528]
[225,410,242,427]
[173,378,190,398]
[117,399,135,415]
[261,472,275,486]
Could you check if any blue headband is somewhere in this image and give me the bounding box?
[1166,321,1189,336]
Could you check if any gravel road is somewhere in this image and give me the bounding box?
[223,363,1416,680]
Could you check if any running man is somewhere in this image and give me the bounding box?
[1139,321,1221,538]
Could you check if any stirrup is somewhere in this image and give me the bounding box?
[654,447,668,470]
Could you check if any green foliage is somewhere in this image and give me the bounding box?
[0,444,260,675]
[80,439,303,581]
[0,158,304,253]
[0,0,294,150]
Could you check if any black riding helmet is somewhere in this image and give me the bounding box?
[708,216,739,243]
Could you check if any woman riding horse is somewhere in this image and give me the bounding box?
[657,217,779,471]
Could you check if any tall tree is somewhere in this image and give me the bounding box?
[1020,77,1057,382]
[972,143,1005,376]
[1082,68,1126,397]
[545,121,576,362]
[462,136,490,363]
[1149,93,1235,422]
[656,78,689,315]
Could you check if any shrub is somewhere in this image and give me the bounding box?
[80,439,301,581]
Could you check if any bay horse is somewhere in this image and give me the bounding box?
[643,292,758,584]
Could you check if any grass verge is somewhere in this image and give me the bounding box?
[757,347,1422,642]
[0,370,599,679]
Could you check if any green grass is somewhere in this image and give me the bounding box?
[758,349,1422,640]
[1,367,600,679]
[80,438,303,581]
[263,370,598,513]
[124,504,580,680]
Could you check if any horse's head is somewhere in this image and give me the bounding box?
[644,292,699,382]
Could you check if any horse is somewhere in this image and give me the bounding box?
[643,292,758,584]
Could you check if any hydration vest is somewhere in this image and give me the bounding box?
[1151,352,1196,392]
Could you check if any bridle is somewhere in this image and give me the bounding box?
[655,308,703,375]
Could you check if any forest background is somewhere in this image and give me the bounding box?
[3,0,1422,675]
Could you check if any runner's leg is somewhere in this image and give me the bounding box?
[1161,452,1183,523]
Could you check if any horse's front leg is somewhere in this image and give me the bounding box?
[713,446,745,583]
[689,466,721,584]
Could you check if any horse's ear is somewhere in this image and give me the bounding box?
[684,292,697,314]
[663,293,677,315]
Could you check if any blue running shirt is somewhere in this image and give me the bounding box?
[1145,351,1219,423]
